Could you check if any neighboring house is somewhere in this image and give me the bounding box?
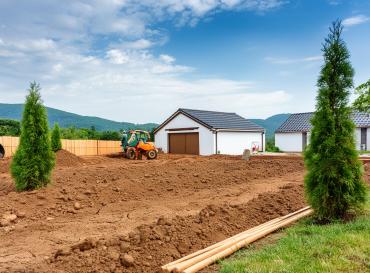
[154,108,265,155]
[275,112,370,152]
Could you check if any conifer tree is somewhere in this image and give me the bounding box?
[304,21,366,221]
[51,123,62,152]
[11,82,55,191]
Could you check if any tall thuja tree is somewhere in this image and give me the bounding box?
[51,123,62,152]
[11,82,55,191]
[304,21,366,221]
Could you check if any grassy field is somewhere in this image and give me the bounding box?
[219,195,370,273]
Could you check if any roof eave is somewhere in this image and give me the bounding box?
[215,128,265,132]
[153,109,213,134]
[275,130,310,133]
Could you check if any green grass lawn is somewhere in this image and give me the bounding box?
[219,196,370,273]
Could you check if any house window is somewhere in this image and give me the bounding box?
[302,132,308,151]
[361,128,367,151]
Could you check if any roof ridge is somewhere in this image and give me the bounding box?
[179,108,236,115]
[276,111,370,133]
[154,108,266,133]
[288,112,314,115]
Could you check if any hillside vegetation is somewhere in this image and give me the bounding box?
[1,103,291,137]
[0,103,157,131]
[251,114,290,138]
[0,119,20,136]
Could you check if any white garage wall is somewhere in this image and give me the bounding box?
[277,128,369,152]
[357,127,370,151]
[217,131,264,155]
[275,133,303,152]
[154,113,215,155]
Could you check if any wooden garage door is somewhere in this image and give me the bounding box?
[169,133,199,155]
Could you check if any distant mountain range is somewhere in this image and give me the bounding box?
[0,103,158,131]
[0,103,290,136]
[250,114,290,139]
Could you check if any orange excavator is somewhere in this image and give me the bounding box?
[121,130,158,160]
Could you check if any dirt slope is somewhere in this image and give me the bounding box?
[47,183,305,273]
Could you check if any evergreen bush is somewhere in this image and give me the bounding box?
[11,82,55,191]
[51,123,62,152]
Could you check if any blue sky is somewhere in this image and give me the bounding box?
[0,0,369,123]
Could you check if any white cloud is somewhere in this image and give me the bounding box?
[0,0,291,122]
[327,0,340,6]
[265,55,322,64]
[343,15,370,27]
[0,40,290,121]
[120,39,153,49]
[53,64,63,73]
[106,49,130,64]
[159,54,176,64]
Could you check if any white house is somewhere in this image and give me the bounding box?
[154,108,265,155]
[275,112,370,152]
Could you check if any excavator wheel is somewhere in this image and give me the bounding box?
[146,150,157,160]
[126,147,136,160]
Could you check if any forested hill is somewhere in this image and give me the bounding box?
[0,103,290,136]
[250,113,290,138]
[0,103,158,131]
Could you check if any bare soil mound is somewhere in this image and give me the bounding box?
[56,150,85,168]
[46,184,305,273]
[1,150,85,173]
[0,157,11,174]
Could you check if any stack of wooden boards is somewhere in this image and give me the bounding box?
[161,206,313,273]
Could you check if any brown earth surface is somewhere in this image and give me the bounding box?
[0,151,368,273]
[55,150,86,168]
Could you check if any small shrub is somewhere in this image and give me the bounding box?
[266,138,281,152]
[51,123,62,152]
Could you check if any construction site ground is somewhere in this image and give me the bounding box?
[0,151,368,273]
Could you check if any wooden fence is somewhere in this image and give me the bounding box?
[0,136,121,158]
[0,136,19,157]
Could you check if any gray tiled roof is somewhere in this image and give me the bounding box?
[179,108,265,131]
[276,112,370,133]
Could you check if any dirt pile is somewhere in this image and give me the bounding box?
[0,157,11,174]
[45,184,305,273]
[0,150,85,173]
[56,149,85,168]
